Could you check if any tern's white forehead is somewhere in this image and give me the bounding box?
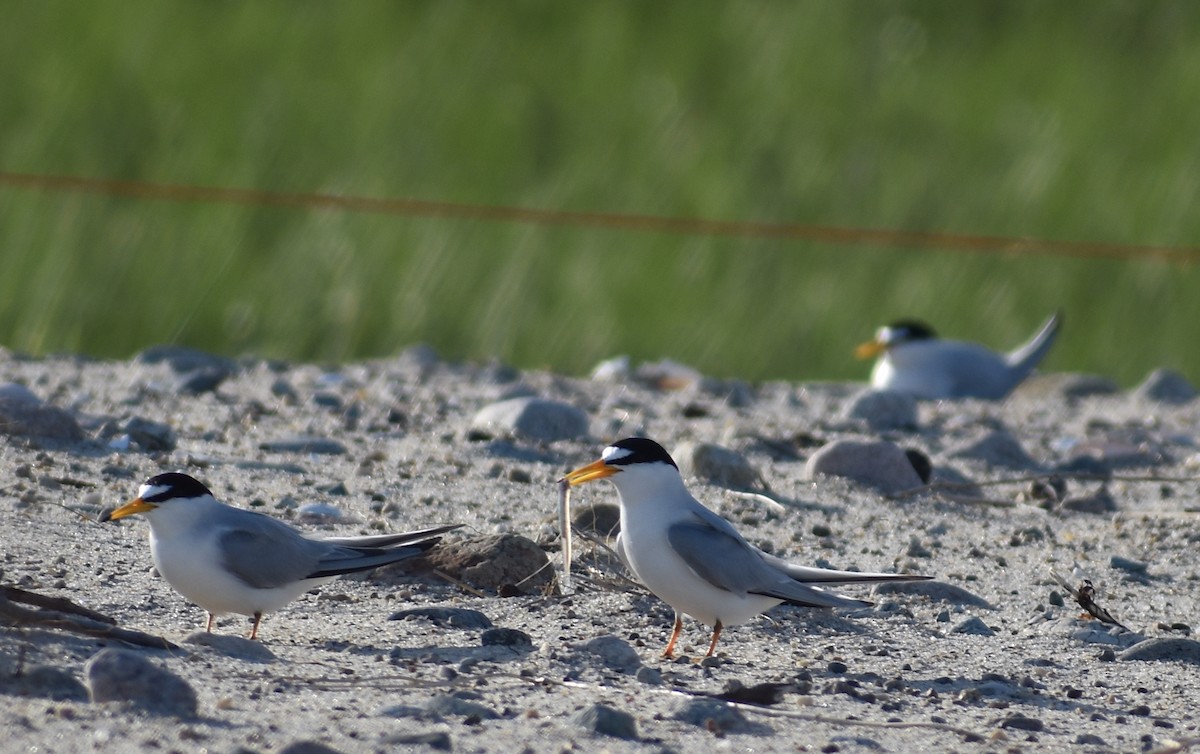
[601,445,633,463]
[877,325,898,344]
[138,482,170,500]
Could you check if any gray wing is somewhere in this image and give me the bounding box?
[217,513,327,589]
[666,516,873,609]
[220,516,457,588]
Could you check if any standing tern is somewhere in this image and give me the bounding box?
[855,311,1061,400]
[561,438,930,658]
[101,472,460,639]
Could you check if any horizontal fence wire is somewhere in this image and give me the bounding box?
[2,170,1198,264]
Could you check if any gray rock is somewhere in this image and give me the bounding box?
[383,731,451,750]
[259,435,347,455]
[136,345,234,374]
[1109,555,1149,575]
[417,533,552,593]
[426,692,500,720]
[675,698,752,733]
[471,397,589,442]
[1118,637,1200,664]
[950,616,995,636]
[481,627,533,649]
[581,635,642,672]
[122,416,176,451]
[1000,714,1044,732]
[185,632,277,662]
[389,607,494,630]
[574,703,638,740]
[804,439,924,493]
[674,441,759,489]
[0,398,83,442]
[1059,486,1118,514]
[84,648,197,717]
[635,666,663,685]
[277,742,346,754]
[873,580,994,609]
[0,383,41,404]
[1134,368,1197,404]
[945,430,1039,470]
[571,502,621,538]
[270,377,300,402]
[2,664,88,701]
[176,366,229,395]
[841,389,918,431]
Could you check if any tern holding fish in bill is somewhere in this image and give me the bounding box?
[560,438,930,658]
[101,472,461,639]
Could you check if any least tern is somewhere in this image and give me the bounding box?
[101,472,460,639]
[561,438,929,658]
[855,311,1061,400]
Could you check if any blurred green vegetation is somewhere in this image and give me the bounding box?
[2,1,1199,384]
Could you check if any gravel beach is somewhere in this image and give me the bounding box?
[1,346,1198,753]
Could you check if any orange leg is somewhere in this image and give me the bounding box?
[205,613,215,632]
[661,613,684,658]
[705,620,724,657]
[249,612,263,640]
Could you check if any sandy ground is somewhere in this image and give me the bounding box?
[1,347,1198,753]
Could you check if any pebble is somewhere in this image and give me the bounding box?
[841,389,918,430]
[804,439,924,493]
[471,397,588,442]
[277,742,346,754]
[296,502,344,523]
[120,416,177,451]
[0,382,42,404]
[259,435,348,455]
[950,616,995,636]
[389,607,494,630]
[1117,637,1200,664]
[84,648,197,717]
[946,429,1040,470]
[590,355,631,381]
[6,665,88,701]
[873,581,993,609]
[675,698,753,733]
[673,441,759,489]
[635,666,663,685]
[1109,555,1149,575]
[573,703,639,740]
[136,345,236,374]
[425,693,500,720]
[570,502,621,537]
[1134,368,1197,403]
[185,632,277,662]
[0,397,83,441]
[176,366,229,395]
[481,627,533,649]
[382,731,451,750]
[999,714,1044,732]
[581,635,642,672]
[420,533,552,593]
[1058,485,1118,514]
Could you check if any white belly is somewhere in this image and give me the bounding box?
[619,514,780,628]
[150,530,328,618]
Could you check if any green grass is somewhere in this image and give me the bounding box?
[2,1,1200,384]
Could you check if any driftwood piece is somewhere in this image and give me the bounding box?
[0,585,179,650]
